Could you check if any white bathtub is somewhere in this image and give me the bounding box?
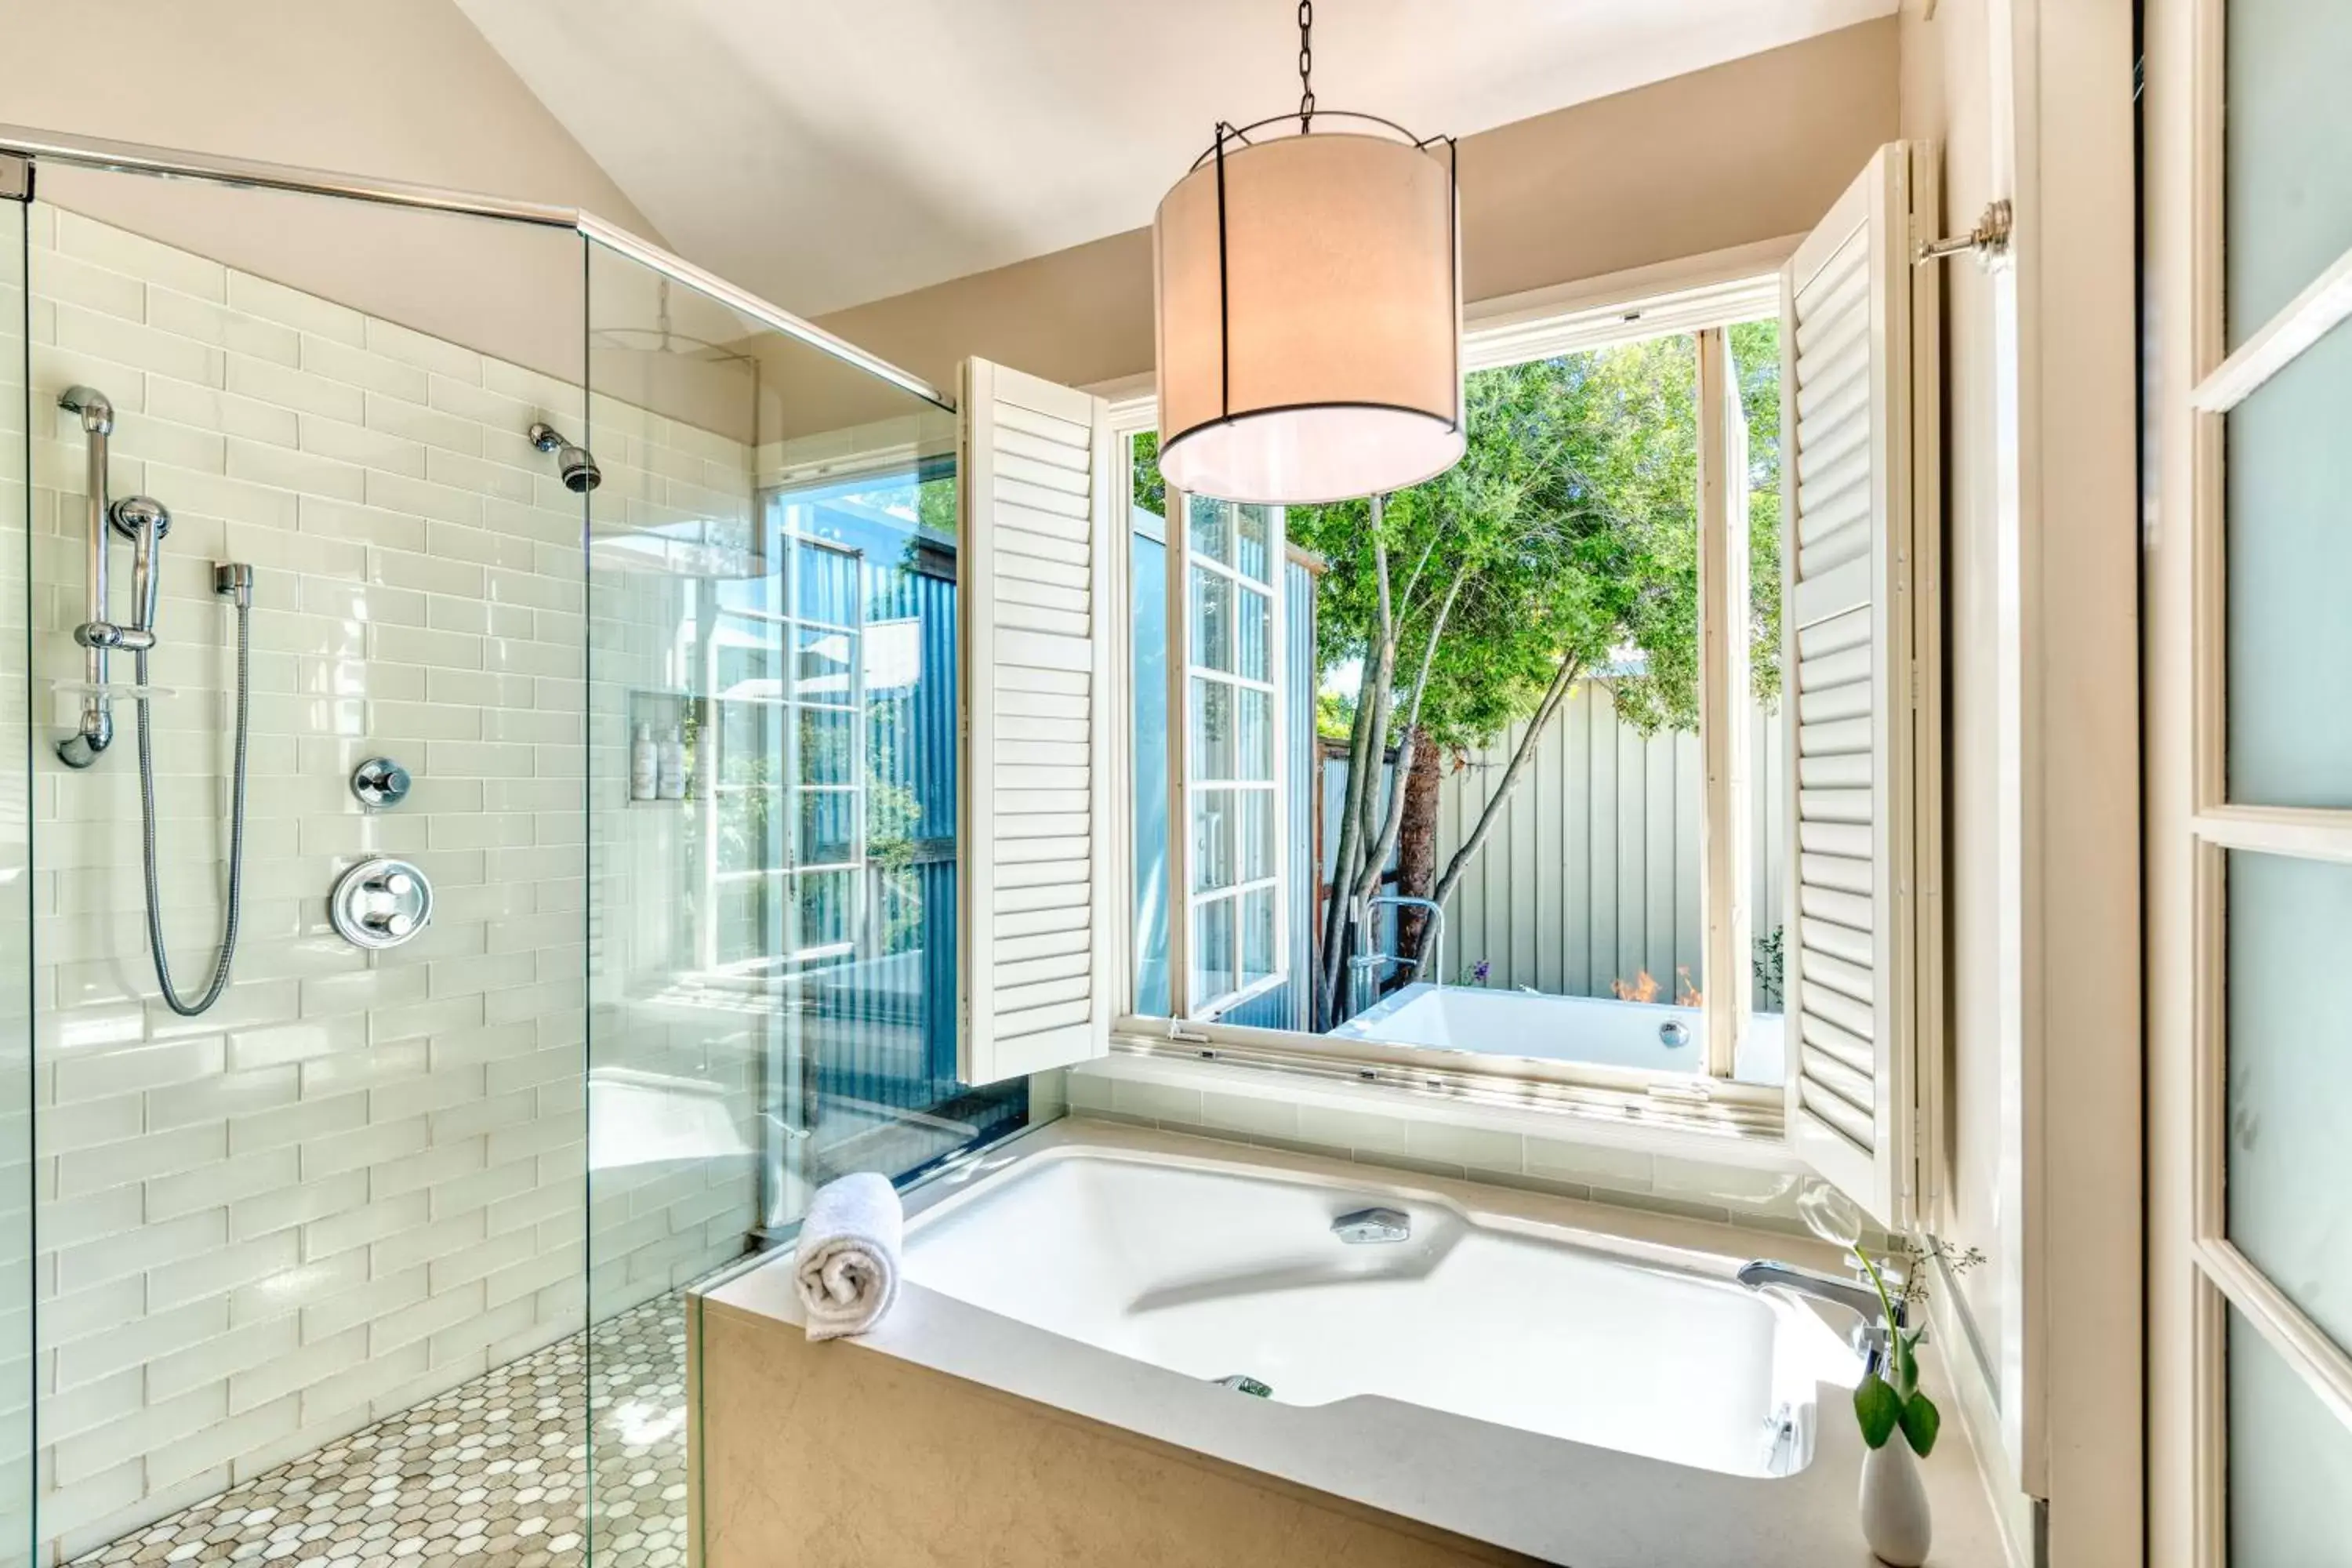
[1330,981,1788,1085]
[706,1120,2005,1566]
[903,1132,1842,1479]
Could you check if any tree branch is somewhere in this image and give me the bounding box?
[1430,653,1584,913]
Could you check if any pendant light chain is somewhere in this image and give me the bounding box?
[1297,0,1316,130]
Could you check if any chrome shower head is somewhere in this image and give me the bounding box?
[528,421,602,494]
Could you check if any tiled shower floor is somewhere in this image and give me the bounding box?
[69,1297,691,1568]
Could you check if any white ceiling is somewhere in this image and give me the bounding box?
[458,0,1896,319]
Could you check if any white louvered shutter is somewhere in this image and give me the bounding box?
[1780,145,1935,1229]
[956,359,1116,1085]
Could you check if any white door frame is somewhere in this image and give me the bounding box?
[2146,0,2352,1560]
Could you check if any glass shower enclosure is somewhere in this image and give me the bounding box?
[0,127,1018,1567]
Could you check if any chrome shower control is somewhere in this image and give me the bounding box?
[350,757,412,808]
[1659,1018,1693,1049]
[330,857,434,949]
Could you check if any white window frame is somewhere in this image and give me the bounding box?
[1101,244,1811,1143]
[1167,489,1288,1021]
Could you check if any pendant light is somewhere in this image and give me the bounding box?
[1152,1,1464,506]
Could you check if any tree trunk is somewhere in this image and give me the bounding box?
[1392,728,1443,983]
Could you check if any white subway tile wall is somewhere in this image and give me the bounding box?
[25,208,763,1557]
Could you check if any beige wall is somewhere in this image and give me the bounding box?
[1900,1,2142,1563]
[1899,0,2012,1442]
[815,19,1900,394]
[4,0,665,387]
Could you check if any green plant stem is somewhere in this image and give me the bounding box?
[1853,1243,1907,1397]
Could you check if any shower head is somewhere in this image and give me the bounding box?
[59,385,114,436]
[528,422,602,494]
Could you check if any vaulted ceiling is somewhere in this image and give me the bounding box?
[458,0,1896,318]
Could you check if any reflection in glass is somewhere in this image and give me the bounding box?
[795,538,861,625]
[1236,504,1272,582]
[717,792,782,873]
[1192,565,1233,673]
[797,707,855,785]
[2229,1305,2352,1566]
[1192,678,1236,780]
[716,701,784,786]
[713,615,785,698]
[1239,688,1272,781]
[797,788,859,868]
[793,868,856,955]
[1193,791,1235,893]
[2225,850,2352,1350]
[1189,492,1232,564]
[1240,789,1275,882]
[793,626,857,704]
[1241,887,1276,991]
[1194,897,1236,1004]
[2225,0,2352,345]
[2225,324,2352,807]
[1236,585,1270,682]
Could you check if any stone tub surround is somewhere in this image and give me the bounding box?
[25,202,761,1556]
[696,1120,2006,1567]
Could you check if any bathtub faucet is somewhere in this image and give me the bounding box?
[1349,895,1447,991]
[1736,1258,1910,1376]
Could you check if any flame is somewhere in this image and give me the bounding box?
[1609,968,1704,1007]
[1610,971,1661,1004]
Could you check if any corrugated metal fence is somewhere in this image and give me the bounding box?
[1327,681,1784,1004]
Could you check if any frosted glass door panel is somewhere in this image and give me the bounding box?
[2224,322,2352,807]
[2226,0,2352,344]
[2229,1308,2352,1567]
[2225,851,2352,1352]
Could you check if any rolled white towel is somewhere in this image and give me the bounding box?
[792,1171,903,1341]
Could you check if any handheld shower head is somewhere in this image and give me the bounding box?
[528,421,602,494]
[110,495,172,634]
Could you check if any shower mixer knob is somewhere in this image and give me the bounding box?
[350,757,412,808]
[329,857,434,950]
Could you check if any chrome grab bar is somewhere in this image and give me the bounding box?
[56,386,115,767]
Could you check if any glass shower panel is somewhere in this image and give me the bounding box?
[583,240,1022,1561]
[0,186,35,1568]
[23,167,591,1564]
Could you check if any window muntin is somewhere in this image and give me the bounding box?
[1179,493,1285,1017]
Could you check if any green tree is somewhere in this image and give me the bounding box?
[1292,324,1781,1026]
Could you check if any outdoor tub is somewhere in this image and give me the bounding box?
[1331,979,1788,1085]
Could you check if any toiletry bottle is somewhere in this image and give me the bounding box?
[658,724,688,800]
[630,723,658,802]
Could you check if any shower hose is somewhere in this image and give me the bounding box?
[131,594,252,1017]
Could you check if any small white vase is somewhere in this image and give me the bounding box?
[1859,1439,1933,1566]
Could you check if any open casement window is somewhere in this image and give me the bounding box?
[1779,143,1940,1230]
[1167,491,1288,1020]
[956,358,1118,1084]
